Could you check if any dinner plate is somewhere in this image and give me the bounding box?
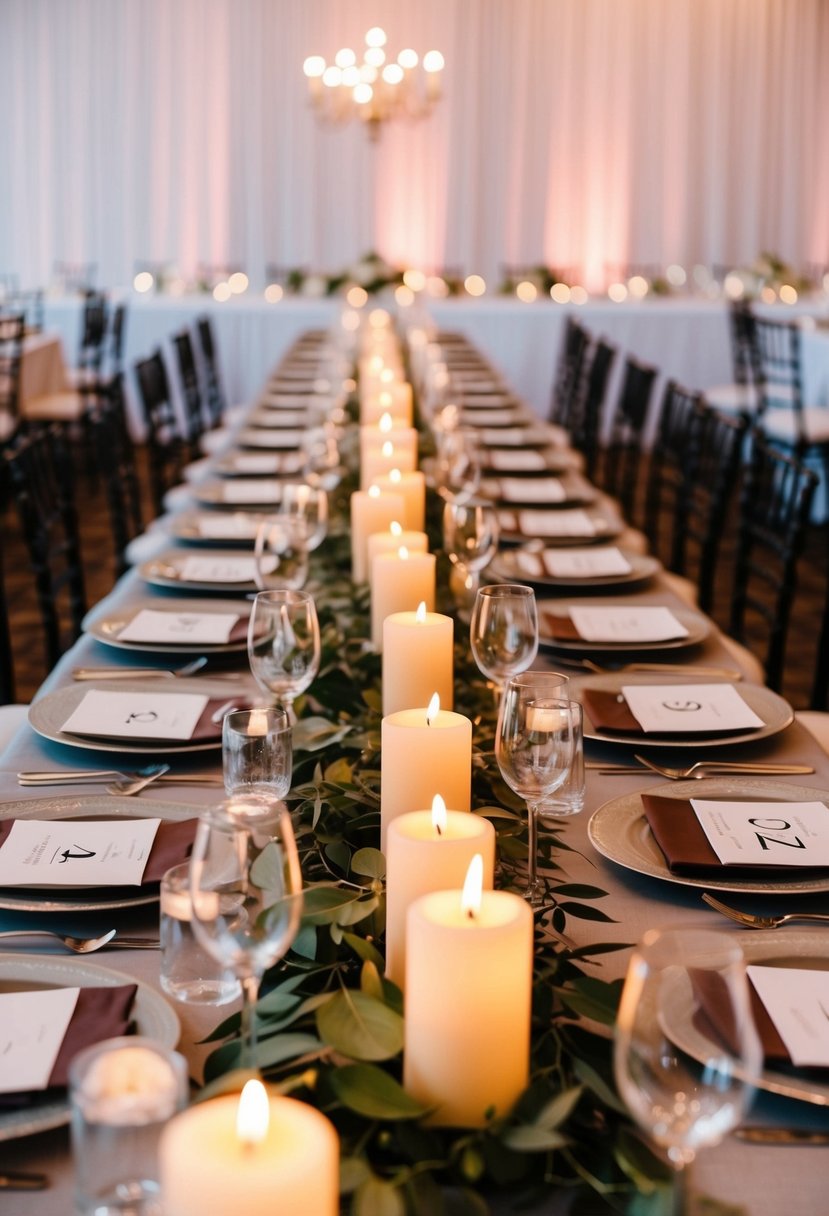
[480,447,580,476]
[193,479,284,508]
[83,597,250,653]
[246,410,310,429]
[0,796,200,911]
[478,427,559,449]
[587,778,829,894]
[490,546,661,590]
[480,474,597,508]
[29,685,226,755]
[211,452,306,478]
[168,510,266,546]
[139,549,260,593]
[0,955,179,1141]
[575,673,793,748]
[539,599,709,653]
[238,429,304,449]
[660,929,829,1106]
[497,506,625,546]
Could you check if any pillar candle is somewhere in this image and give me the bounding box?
[380,698,472,849]
[361,441,417,490]
[160,1082,339,1216]
[404,873,533,1127]
[361,383,414,426]
[371,548,435,649]
[385,801,495,989]
[370,470,426,532]
[350,487,406,582]
[360,419,418,467]
[383,604,453,714]
[367,525,428,587]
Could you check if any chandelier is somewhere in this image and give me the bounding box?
[303,27,444,140]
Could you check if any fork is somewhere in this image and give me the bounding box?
[632,755,815,780]
[702,892,829,929]
[72,657,211,680]
[0,929,160,953]
[19,767,222,787]
[582,659,744,680]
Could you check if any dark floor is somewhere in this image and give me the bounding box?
[1,445,826,708]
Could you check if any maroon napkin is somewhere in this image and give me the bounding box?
[691,968,793,1065]
[0,817,199,887]
[542,612,582,641]
[581,689,752,738]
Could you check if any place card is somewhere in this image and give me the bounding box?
[621,683,765,734]
[61,689,209,740]
[690,799,829,868]
[486,450,546,473]
[240,430,303,448]
[0,818,162,886]
[250,410,308,428]
[194,513,261,540]
[0,988,79,1092]
[260,394,310,408]
[462,409,519,427]
[226,455,283,475]
[482,428,532,446]
[542,547,632,578]
[220,480,282,504]
[568,606,688,643]
[117,608,240,645]
[748,966,829,1067]
[177,556,263,584]
[498,478,566,504]
[513,509,599,538]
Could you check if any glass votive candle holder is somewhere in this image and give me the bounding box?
[222,705,292,798]
[159,863,241,1006]
[537,700,585,820]
[69,1036,187,1216]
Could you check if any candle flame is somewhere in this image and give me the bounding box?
[368,485,380,498]
[382,440,394,457]
[380,367,394,384]
[416,601,427,622]
[390,521,402,536]
[398,546,409,560]
[426,692,440,725]
[431,793,447,835]
[379,412,393,433]
[461,854,484,919]
[379,390,393,406]
[236,1079,269,1147]
[389,468,402,483]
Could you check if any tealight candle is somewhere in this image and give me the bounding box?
[371,470,426,531]
[371,547,436,649]
[383,602,453,714]
[380,695,472,850]
[160,1080,339,1216]
[385,796,495,989]
[367,524,428,588]
[404,858,533,1127]
[350,486,406,583]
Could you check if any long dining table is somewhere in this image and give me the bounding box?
[1,326,828,1216]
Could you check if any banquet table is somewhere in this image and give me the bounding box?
[2,346,829,1216]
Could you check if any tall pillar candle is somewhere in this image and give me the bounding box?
[350,486,406,583]
[404,871,533,1127]
[160,1081,339,1215]
[367,525,428,587]
[380,698,472,850]
[383,604,453,714]
[371,548,436,649]
[360,419,418,467]
[361,439,417,490]
[370,470,426,532]
[361,383,414,426]
[385,800,495,989]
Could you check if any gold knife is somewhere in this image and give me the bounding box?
[736,1127,829,1145]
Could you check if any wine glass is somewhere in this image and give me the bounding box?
[279,482,329,551]
[248,589,321,719]
[614,927,762,1215]
[495,677,575,904]
[189,795,303,1068]
[444,498,500,611]
[470,583,538,695]
[302,426,343,491]
[253,516,309,591]
[434,427,481,504]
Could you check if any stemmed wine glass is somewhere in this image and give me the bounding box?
[189,795,303,1068]
[248,589,321,720]
[444,499,500,612]
[614,927,762,1215]
[495,675,575,904]
[253,516,309,591]
[279,482,329,551]
[434,427,481,504]
[470,583,538,696]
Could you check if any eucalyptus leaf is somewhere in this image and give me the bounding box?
[354,1176,407,1216]
[293,716,352,752]
[340,1156,372,1194]
[351,846,386,879]
[303,884,362,924]
[249,840,286,890]
[337,894,380,926]
[534,1085,583,1130]
[342,932,385,970]
[329,1063,432,1120]
[360,959,384,1000]
[253,1031,324,1070]
[291,923,318,960]
[501,1124,569,1152]
[316,990,404,1061]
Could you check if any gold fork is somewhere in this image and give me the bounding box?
[702,892,829,929]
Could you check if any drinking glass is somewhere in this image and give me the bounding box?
[470,583,538,694]
[189,795,303,1069]
[537,699,584,819]
[434,427,481,503]
[222,706,292,798]
[495,677,575,905]
[253,516,309,591]
[443,499,500,574]
[302,426,343,491]
[248,589,321,717]
[279,482,328,551]
[614,928,762,1215]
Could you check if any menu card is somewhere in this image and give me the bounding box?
[241,429,304,448]
[227,455,281,474]
[220,480,282,504]
[0,989,80,1092]
[61,689,209,741]
[690,799,829,868]
[748,966,829,1067]
[487,450,546,473]
[499,477,566,504]
[542,547,632,578]
[568,606,688,643]
[195,514,261,540]
[0,818,161,886]
[622,683,765,734]
[501,509,598,538]
[117,608,240,645]
[177,556,264,584]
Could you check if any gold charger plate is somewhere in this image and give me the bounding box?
[539,599,709,653]
[490,547,661,591]
[83,597,249,654]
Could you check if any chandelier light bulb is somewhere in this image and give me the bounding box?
[334,48,356,68]
[322,66,342,87]
[398,48,418,69]
[364,46,386,68]
[365,27,387,47]
[303,55,325,78]
[423,50,445,73]
[353,82,373,105]
[382,63,404,85]
[341,66,360,87]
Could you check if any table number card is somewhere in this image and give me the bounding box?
[622,683,765,733]
[61,689,209,740]
[569,606,688,643]
[220,480,282,504]
[517,509,599,538]
[689,799,829,867]
[196,514,261,540]
[487,450,546,473]
[0,989,80,1092]
[499,477,566,504]
[117,609,240,645]
[748,966,829,1067]
[542,547,633,578]
[0,817,162,886]
[177,556,262,584]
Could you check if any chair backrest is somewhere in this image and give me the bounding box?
[752,315,803,432]
[108,303,127,374]
[4,425,87,672]
[0,312,25,432]
[92,375,143,577]
[172,329,208,458]
[729,432,817,691]
[0,539,14,704]
[196,315,226,427]
[549,317,589,427]
[77,291,109,373]
[643,380,702,563]
[134,350,184,515]
[600,355,658,521]
[571,337,616,480]
[726,300,757,387]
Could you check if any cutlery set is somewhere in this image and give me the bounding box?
[18,765,223,795]
[586,758,815,779]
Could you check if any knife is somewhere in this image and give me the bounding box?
[735,1127,829,1145]
[0,1172,49,1190]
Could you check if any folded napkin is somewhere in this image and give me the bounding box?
[691,968,797,1065]
[0,984,138,1106]
[0,817,199,885]
[542,613,583,641]
[581,689,749,738]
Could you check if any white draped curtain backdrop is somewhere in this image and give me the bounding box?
[2,0,827,292]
